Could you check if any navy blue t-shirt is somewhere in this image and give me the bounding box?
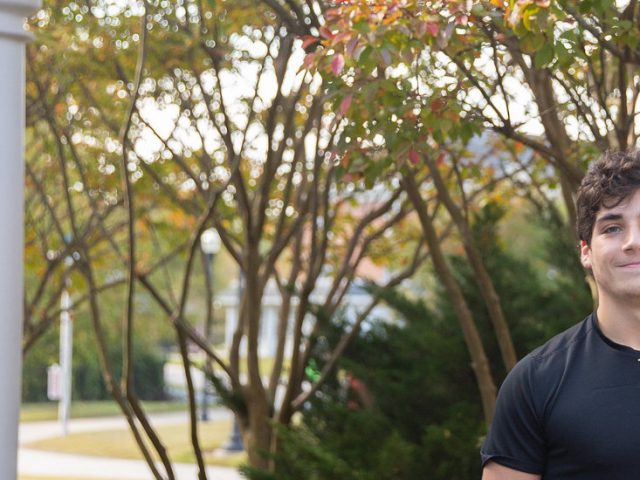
[481,313,640,479]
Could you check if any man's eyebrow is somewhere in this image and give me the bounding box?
[595,213,623,223]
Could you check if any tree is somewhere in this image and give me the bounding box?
[265,0,639,423]
[26,0,424,475]
[311,0,640,266]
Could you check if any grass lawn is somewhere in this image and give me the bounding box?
[20,400,186,423]
[25,419,245,468]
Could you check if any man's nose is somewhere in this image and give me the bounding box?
[623,225,640,251]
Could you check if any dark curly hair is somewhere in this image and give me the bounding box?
[576,149,640,244]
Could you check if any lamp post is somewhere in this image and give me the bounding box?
[200,227,221,421]
[59,253,74,437]
[59,288,73,435]
[0,0,40,476]
[222,271,244,452]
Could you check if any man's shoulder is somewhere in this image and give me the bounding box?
[527,313,594,364]
[506,314,594,386]
[494,314,595,423]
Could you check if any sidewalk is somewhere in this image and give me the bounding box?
[18,410,244,480]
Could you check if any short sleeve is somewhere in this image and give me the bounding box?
[480,355,547,474]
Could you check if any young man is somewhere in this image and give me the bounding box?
[481,150,640,479]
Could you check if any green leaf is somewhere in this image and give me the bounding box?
[578,0,593,13]
[555,41,572,68]
[534,42,554,68]
[353,19,370,34]
[592,0,614,14]
[459,122,477,144]
[522,4,540,31]
[359,45,373,65]
[535,8,550,30]
[530,33,546,51]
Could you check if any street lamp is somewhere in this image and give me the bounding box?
[58,239,75,437]
[222,271,244,452]
[200,228,222,258]
[200,227,221,421]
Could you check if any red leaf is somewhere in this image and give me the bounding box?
[304,52,315,69]
[339,94,353,115]
[341,151,351,167]
[404,109,417,121]
[426,22,440,37]
[301,35,320,50]
[325,9,340,20]
[332,54,345,75]
[332,31,351,45]
[431,98,447,111]
[344,172,362,183]
[409,149,421,165]
[436,151,446,166]
[320,26,335,40]
[346,37,359,57]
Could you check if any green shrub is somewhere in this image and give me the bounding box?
[22,325,166,402]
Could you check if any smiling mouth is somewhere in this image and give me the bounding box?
[619,263,640,268]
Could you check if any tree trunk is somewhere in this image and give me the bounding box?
[242,388,273,471]
[425,156,518,372]
[403,174,497,424]
[240,240,275,470]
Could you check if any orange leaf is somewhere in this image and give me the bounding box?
[383,10,402,25]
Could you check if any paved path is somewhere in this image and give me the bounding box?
[18,410,244,480]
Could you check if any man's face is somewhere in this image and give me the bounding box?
[581,188,640,306]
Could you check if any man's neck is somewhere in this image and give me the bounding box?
[597,299,640,350]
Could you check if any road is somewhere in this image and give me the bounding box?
[18,410,244,480]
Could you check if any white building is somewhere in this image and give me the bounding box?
[218,275,393,359]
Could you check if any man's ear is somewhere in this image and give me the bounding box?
[580,240,592,269]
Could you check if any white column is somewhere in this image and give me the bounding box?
[225,306,237,350]
[0,0,40,477]
[263,306,277,358]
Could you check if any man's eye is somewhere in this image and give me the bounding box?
[603,225,622,234]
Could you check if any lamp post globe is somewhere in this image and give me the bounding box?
[200,227,221,255]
